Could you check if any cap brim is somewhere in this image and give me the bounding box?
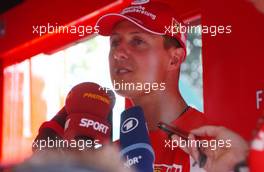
[96,13,165,36]
[96,13,186,59]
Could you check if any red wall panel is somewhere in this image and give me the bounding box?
[0,60,3,159]
[202,0,264,140]
[0,0,132,66]
[0,0,115,54]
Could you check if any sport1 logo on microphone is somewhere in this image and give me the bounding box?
[79,118,109,134]
[121,117,139,133]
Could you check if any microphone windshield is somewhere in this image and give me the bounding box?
[119,106,154,172]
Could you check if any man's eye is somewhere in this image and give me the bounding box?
[131,38,145,46]
[110,39,120,48]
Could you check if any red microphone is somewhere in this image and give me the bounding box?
[63,82,115,147]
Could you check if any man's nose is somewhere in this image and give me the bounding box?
[112,44,129,61]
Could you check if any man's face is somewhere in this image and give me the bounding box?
[109,21,170,98]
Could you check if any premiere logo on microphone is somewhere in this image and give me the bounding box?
[121,117,139,133]
[83,92,110,105]
[79,118,109,134]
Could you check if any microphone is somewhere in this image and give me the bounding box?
[63,82,115,149]
[32,107,67,152]
[119,106,154,172]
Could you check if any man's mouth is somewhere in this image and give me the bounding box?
[115,68,133,75]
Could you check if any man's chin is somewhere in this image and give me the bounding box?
[114,89,147,99]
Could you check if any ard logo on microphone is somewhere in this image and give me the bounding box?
[121,117,139,133]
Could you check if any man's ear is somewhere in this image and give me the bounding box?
[167,47,185,71]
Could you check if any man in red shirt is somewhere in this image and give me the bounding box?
[96,1,207,171]
[34,1,207,171]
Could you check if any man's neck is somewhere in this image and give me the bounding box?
[132,89,187,131]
